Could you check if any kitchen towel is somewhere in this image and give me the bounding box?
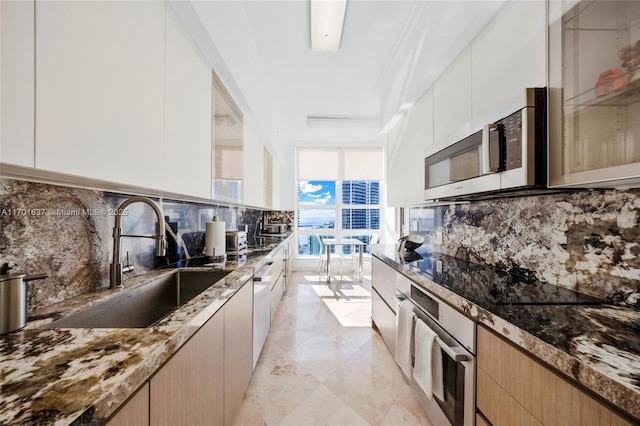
[395,299,415,379]
[205,221,226,258]
[413,317,444,400]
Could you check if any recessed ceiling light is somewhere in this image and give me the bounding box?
[309,0,347,52]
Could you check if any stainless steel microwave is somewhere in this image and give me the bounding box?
[424,88,547,202]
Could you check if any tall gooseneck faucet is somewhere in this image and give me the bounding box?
[110,196,167,289]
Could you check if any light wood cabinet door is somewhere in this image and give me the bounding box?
[477,325,635,426]
[224,280,254,426]
[106,383,149,426]
[150,311,224,426]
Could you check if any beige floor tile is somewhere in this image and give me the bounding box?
[323,343,414,425]
[382,386,434,426]
[231,397,268,426]
[245,339,320,425]
[236,272,432,426]
[277,385,371,426]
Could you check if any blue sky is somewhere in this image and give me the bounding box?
[298,181,335,205]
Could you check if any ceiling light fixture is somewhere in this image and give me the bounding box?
[307,115,379,129]
[310,0,347,52]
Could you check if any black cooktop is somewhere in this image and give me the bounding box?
[401,249,606,306]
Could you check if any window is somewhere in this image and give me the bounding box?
[296,147,384,257]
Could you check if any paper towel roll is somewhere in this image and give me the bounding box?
[205,221,226,258]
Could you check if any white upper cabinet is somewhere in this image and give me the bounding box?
[471,0,546,126]
[164,6,212,199]
[386,88,434,207]
[243,118,264,208]
[35,1,166,189]
[1,0,35,167]
[433,47,472,149]
[407,89,434,205]
[430,2,546,151]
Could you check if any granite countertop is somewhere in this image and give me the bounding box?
[369,244,640,422]
[0,235,293,425]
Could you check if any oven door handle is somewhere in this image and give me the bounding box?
[482,123,499,174]
[413,316,469,362]
[396,291,469,362]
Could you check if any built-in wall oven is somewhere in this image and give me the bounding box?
[395,280,475,426]
[424,87,547,201]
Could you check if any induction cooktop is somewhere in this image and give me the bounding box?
[401,249,606,306]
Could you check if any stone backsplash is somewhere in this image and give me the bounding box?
[409,189,640,308]
[0,178,292,313]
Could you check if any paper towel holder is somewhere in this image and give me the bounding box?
[205,216,227,262]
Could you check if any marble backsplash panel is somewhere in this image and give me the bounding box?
[0,178,271,312]
[409,189,640,308]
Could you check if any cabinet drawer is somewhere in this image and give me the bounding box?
[270,275,284,323]
[477,325,635,426]
[371,257,397,311]
[372,288,396,356]
[477,367,541,426]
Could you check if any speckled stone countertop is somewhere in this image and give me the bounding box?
[0,234,293,425]
[369,244,640,422]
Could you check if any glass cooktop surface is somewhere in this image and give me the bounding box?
[400,248,606,306]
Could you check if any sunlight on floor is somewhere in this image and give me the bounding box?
[301,274,372,327]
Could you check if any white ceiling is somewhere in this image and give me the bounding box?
[182,0,505,160]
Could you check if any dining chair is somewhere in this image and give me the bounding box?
[315,234,342,282]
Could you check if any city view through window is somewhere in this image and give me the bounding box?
[297,180,380,256]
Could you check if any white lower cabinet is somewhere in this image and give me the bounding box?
[371,257,398,355]
[372,288,397,356]
[150,310,224,426]
[270,246,285,324]
[270,273,284,324]
[224,280,254,426]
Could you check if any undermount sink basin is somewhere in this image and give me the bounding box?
[45,270,230,329]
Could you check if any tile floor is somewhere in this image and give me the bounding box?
[232,271,433,426]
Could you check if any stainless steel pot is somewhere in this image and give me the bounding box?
[0,264,48,335]
[0,273,27,334]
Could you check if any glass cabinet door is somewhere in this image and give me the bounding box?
[549,0,640,187]
[212,74,244,203]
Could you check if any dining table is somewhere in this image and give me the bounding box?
[322,238,365,284]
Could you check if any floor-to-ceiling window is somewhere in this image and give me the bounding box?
[296,148,384,258]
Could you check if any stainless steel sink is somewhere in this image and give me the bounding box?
[45,270,230,329]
